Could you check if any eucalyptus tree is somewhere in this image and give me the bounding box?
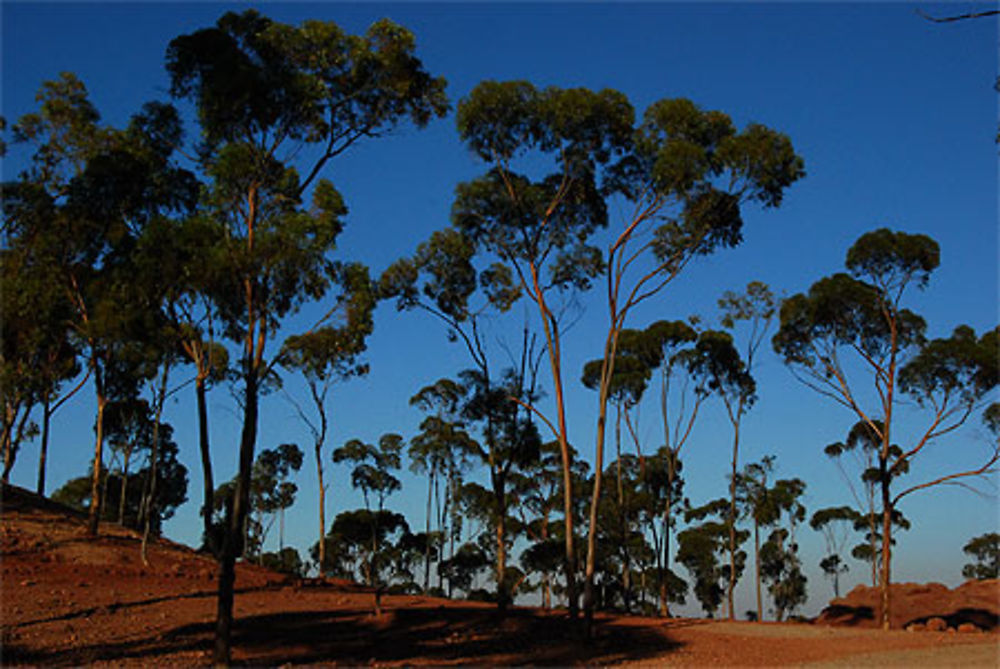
[624,319,704,616]
[585,96,802,627]
[734,458,809,620]
[251,442,304,555]
[6,74,198,535]
[822,419,911,587]
[381,225,539,610]
[0,247,82,492]
[453,81,638,617]
[457,366,542,610]
[103,398,154,524]
[165,10,447,660]
[53,421,188,535]
[321,508,411,590]
[135,212,229,552]
[281,262,376,573]
[677,497,748,618]
[333,433,404,613]
[961,532,1000,580]
[515,439,589,609]
[708,282,777,618]
[809,506,859,597]
[745,474,807,621]
[582,332,652,613]
[408,379,477,592]
[773,228,999,629]
[679,328,754,618]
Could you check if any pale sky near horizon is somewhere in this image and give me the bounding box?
[3,2,997,618]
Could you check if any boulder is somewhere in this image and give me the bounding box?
[925,617,947,631]
[815,580,999,630]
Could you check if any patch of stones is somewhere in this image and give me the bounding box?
[904,618,984,633]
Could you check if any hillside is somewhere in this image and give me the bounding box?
[2,483,997,666]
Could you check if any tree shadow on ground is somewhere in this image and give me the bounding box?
[3,605,684,666]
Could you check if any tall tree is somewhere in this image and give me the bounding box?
[165,10,447,662]
[333,433,404,614]
[136,212,230,554]
[677,497,748,618]
[6,75,197,535]
[381,225,537,610]
[822,419,910,587]
[711,281,776,620]
[454,81,637,617]
[0,246,83,492]
[458,364,543,610]
[53,420,188,535]
[281,262,376,574]
[586,94,802,627]
[733,455,775,621]
[753,477,807,621]
[809,506,859,598]
[681,328,755,618]
[408,379,477,593]
[640,320,703,616]
[773,228,999,629]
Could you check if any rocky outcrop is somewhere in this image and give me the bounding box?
[815,580,999,631]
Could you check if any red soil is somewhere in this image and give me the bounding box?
[2,483,996,666]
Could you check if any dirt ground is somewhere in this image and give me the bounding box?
[2,484,998,666]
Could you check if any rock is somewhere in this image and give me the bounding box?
[925,617,947,631]
[19,579,35,587]
[957,622,983,634]
[905,622,925,632]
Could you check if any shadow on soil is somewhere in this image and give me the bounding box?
[4,605,684,666]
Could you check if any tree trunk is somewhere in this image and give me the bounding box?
[754,519,762,622]
[727,419,740,620]
[118,448,132,525]
[423,471,433,592]
[879,470,892,630]
[197,376,216,553]
[1,404,14,484]
[316,438,327,574]
[496,487,508,611]
[615,403,631,614]
[536,299,577,620]
[141,364,170,562]
[585,327,622,632]
[87,375,108,536]
[3,402,32,484]
[659,453,676,617]
[36,398,52,496]
[214,371,259,666]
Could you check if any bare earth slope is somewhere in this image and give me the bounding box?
[2,483,997,666]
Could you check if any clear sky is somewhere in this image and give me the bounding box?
[3,2,997,618]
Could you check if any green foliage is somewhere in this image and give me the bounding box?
[320,508,411,585]
[844,228,939,292]
[334,434,403,512]
[899,325,999,408]
[759,527,807,621]
[677,329,754,406]
[281,262,377,382]
[961,532,999,580]
[168,12,448,149]
[52,425,188,535]
[678,498,749,616]
[261,547,306,578]
[251,443,303,516]
[438,541,491,595]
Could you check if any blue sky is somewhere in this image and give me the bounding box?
[3,2,997,617]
